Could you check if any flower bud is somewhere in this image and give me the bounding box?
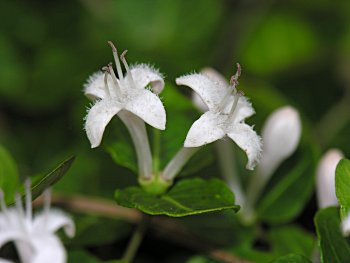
[259,106,302,178]
[316,149,343,208]
[342,212,350,236]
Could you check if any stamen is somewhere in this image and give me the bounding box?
[15,193,25,218]
[101,67,111,98]
[25,179,32,221]
[228,90,244,122]
[120,50,137,89]
[107,63,122,98]
[107,41,124,81]
[0,190,8,213]
[218,63,242,112]
[43,188,51,228]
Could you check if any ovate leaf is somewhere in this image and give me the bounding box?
[335,159,350,219]
[314,207,350,263]
[115,178,239,217]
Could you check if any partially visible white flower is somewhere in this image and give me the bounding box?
[84,42,166,148]
[259,106,302,179]
[341,212,350,236]
[0,180,74,263]
[176,64,262,170]
[246,106,302,208]
[316,149,343,208]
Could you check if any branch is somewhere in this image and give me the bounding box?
[34,193,250,263]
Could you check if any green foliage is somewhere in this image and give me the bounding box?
[257,153,314,224]
[270,254,312,263]
[335,159,350,219]
[115,178,239,217]
[0,145,19,203]
[314,207,350,263]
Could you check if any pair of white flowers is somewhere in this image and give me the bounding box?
[84,42,262,181]
[0,181,74,263]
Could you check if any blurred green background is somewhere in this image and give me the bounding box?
[0,0,350,208]
[1,0,350,261]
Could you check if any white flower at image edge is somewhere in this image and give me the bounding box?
[84,42,166,148]
[176,65,262,170]
[0,181,74,263]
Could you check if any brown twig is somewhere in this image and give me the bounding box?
[34,193,250,263]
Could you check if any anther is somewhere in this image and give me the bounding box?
[107,41,117,53]
[120,50,128,61]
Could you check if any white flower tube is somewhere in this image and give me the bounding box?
[247,106,301,205]
[316,149,343,208]
[341,212,350,236]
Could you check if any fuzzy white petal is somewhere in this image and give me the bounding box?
[83,71,112,101]
[0,229,23,247]
[31,236,66,263]
[176,74,227,110]
[33,209,75,238]
[85,99,122,148]
[227,123,262,170]
[184,111,226,147]
[125,89,166,130]
[130,64,165,94]
[201,67,228,85]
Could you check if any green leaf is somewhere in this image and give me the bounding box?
[30,156,75,200]
[335,159,350,219]
[0,145,19,203]
[268,226,315,258]
[68,250,125,263]
[104,118,138,174]
[257,156,314,223]
[115,178,239,217]
[314,207,350,262]
[270,254,312,263]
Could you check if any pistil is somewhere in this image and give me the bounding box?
[120,50,137,90]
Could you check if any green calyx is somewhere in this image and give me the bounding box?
[139,173,172,195]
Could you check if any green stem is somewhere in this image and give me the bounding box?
[122,216,148,263]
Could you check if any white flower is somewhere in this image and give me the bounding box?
[341,212,350,236]
[176,64,262,170]
[0,180,74,263]
[316,149,343,208]
[84,42,166,148]
[259,106,302,178]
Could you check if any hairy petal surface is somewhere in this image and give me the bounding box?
[130,64,165,94]
[125,89,166,130]
[176,74,227,110]
[85,99,122,148]
[227,123,262,170]
[184,111,226,147]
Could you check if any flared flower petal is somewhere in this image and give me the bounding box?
[176,73,227,110]
[0,229,23,247]
[31,236,66,263]
[84,72,112,101]
[184,111,226,147]
[85,99,122,148]
[227,123,262,170]
[125,89,166,130]
[33,210,75,238]
[130,64,165,94]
